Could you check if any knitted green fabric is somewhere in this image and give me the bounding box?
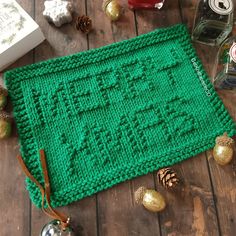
[4,24,236,208]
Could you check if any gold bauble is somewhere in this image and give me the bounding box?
[213,144,233,165]
[0,112,12,139]
[213,133,234,165]
[102,0,121,21]
[134,187,166,212]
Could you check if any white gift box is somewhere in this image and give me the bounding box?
[0,0,45,71]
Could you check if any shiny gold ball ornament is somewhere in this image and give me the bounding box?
[134,187,166,212]
[0,112,12,139]
[0,86,8,110]
[213,133,235,165]
[102,0,121,21]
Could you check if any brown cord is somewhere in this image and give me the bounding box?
[17,150,70,230]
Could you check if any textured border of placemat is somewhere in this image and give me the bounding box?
[4,24,236,208]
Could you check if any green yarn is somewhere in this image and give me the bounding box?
[4,24,236,208]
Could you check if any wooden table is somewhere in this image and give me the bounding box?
[1,0,236,235]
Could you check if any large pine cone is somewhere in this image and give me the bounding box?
[76,15,92,34]
[157,168,179,189]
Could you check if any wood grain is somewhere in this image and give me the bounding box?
[1,0,236,235]
[181,1,236,236]
[0,1,33,236]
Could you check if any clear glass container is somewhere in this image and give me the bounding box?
[213,36,236,89]
[192,0,234,46]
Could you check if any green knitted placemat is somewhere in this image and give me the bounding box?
[4,24,236,208]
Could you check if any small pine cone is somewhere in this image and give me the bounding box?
[75,15,92,34]
[134,186,147,205]
[216,132,234,147]
[0,86,8,96]
[157,168,179,189]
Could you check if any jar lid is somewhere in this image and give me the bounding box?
[209,0,233,15]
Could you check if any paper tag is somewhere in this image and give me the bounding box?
[229,43,236,63]
[209,0,233,15]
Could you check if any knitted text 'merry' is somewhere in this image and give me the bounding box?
[4,24,236,208]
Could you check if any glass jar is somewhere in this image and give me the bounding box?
[192,0,234,46]
[213,36,236,89]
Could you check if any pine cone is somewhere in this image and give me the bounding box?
[157,168,179,189]
[75,15,92,34]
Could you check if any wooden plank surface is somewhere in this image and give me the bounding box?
[0,1,32,235]
[0,0,236,236]
[135,1,220,235]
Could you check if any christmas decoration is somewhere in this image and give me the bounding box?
[192,0,234,46]
[75,15,92,34]
[157,168,179,189]
[0,86,8,110]
[0,111,12,139]
[17,150,74,236]
[134,187,166,212]
[0,0,44,71]
[213,132,235,165]
[41,220,75,236]
[4,24,236,208]
[128,0,165,9]
[43,0,73,27]
[102,0,121,21]
[0,112,12,139]
[213,36,236,89]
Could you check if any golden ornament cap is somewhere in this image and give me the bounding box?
[102,0,121,21]
[134,187,166,212]
[134,186,147,205]
[215,132,234,147]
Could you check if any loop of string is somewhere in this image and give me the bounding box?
[17,150,70,230]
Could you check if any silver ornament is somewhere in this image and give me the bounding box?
[43,0,73,27]
[40,220,75,236]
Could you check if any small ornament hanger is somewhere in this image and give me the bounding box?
[17,150,75,236]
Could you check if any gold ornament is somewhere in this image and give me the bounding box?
[213,132,234,165]
[134,186,166,212]
[0,112,12,139]
[0,86,8,110]
[102,0,121,21]
[157,167,179,189]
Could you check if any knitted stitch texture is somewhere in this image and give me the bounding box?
[4,24,236,208]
